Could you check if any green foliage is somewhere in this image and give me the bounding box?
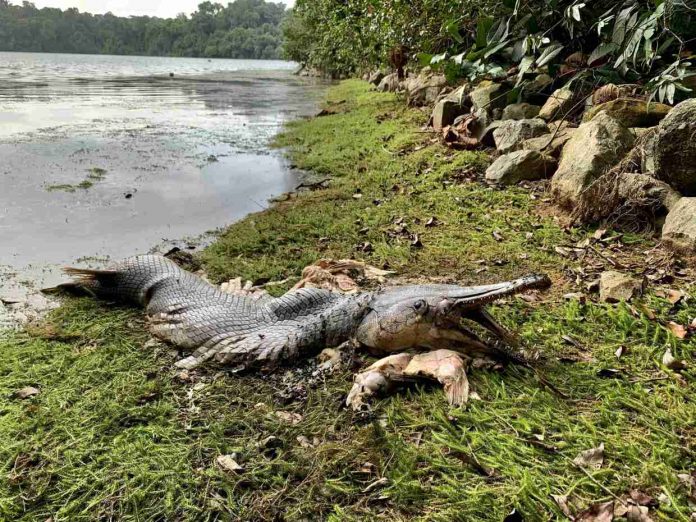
[283,0,696,101]
[0,0,286,59]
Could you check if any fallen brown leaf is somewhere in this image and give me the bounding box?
[551,494,574,518]
[576,500,614,522]
[15,386,40,400]
[666,321,688,340]
[662,348,688,371]
[216,455,243,473]
[573,443,604,469]
[275,411,303,425]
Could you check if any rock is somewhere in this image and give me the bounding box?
[538,88,575,121]
[523,124,577,158]
[523,73,554,103]
[405,74,447,106]
[432,99,468,130]
[502,103,541,120]
[654,98,696,195]
[485,150,557,185]
[583,98,672,128]
[492,118,549,153]
[377,73,400,92]
[15,386,40,399]
[368,70,385,85]
[599,271,644,303]
[640,127,658,174]
[469,80,509,114]
[551,112,635,207]
[616,173,682,211]
[662,197,696,253]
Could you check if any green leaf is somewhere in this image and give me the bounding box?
[537,43,564,67]
[445,19,464,44]
[588,42,617,65]
[417,53,433,67]
[475,17,494,48]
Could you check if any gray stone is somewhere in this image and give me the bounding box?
[368,70,385,85]
[616,173,682,211]
[662,197,696,253]
[599,271,644,303]
[539,88,575,121]
[405,73,448,106]
[377,73,400,92]
[470,81,509,114]
[485,150,557,185]
[583,99,671,128]
[551,112,635,207]
[641,127,658,173]
[432,99,467,130]
[654,98,696,195]
[492,118,549,153]
[502,103,541,120]
[522,125,577,158]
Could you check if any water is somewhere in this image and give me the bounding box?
[0,52,328,324]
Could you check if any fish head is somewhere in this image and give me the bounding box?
[355,274,550,357]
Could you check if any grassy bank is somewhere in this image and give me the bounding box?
[1,80,695,521]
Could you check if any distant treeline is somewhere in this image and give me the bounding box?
[0,0,287,59]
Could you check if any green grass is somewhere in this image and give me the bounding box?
[2,80,695,520]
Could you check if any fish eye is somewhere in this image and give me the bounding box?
[413,300,428,312]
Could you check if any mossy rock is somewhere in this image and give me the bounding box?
[582,98,671,128]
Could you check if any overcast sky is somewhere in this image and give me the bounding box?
[14,0,294,18]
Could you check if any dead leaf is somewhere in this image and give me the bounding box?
[662,348,688,371]
[629,490,656,507]
[425,216,440,227]
[492,230,504,242]
[573,443,604,469]
[615,346,627,359]
[593,228,608,240]
[216,455,243,473]
[275,411,303,425]
[623,505,653,521]
[666,322,688,340]
[15,386,40,399]
[551,494,574,518]
[296,435,318,449]
[576,500,614,522]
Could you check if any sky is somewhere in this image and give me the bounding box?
[13,0,294,18]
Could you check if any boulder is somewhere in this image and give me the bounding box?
[368,70,385,85]
[432,100,467,130]
[599,271,644,303]
[406,74,448,106]
[523,74,554,104]
[662,197,696,253]
[539,88,575,121]
[502,103,541,120]
[582,99,671,128]
[615,173,682,211]
[653,98,696,195]
[492,118,549,153]
[485,150,557,185]
[470,81,509,114]
[523,123,577,158]
[551,112,635,207]
[377,73,400,92]
[640,127,658,173]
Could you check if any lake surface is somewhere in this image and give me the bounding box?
[0,52,328,325]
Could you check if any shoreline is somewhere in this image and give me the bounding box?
[1,80,694,521]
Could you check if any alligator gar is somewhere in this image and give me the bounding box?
[64,255,551,404]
